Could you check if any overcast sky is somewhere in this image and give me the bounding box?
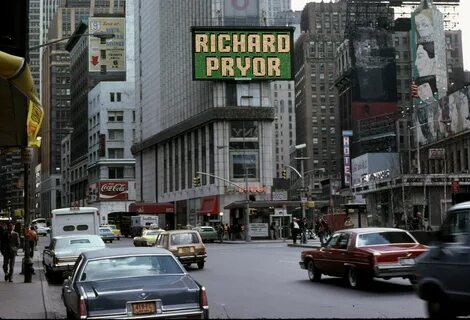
[291,0,470,71]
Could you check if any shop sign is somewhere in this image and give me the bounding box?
[225,185,267,194]
[249,223,268,237]
[99,181,128,200]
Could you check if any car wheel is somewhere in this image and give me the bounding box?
[409,276,418,285]
[197,261,205,269]
[427,299,455,319]
[348,267,361,289]
[307,260,321,282]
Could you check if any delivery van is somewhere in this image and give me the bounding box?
[50,207,100,238]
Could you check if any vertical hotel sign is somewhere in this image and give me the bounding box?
[88,17,125,72]
[343,130,353,187]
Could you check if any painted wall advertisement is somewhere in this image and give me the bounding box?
[99,181,129,201]
[88,17,125,72]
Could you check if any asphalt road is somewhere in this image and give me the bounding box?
[37,236,427,319]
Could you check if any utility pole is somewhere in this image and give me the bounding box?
[22,148,33,283]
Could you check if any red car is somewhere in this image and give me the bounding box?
[299,227,428,288]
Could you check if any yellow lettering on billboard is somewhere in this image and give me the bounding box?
[247,35,261,53]
[195,34,208,52]
[206,57,219,76]
[263,35,275,53]
[232,34,246,53]
[221,58,234,76]
[267,58,281,76]
[253,57,265,76]
[210,34,217,53]
[218,34,231,53]
[278,35,290,52]
[236,57,251,76]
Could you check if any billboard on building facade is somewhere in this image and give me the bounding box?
[191,27,294,81]
[351,27,397,103]
[415,85,470,146]
[351,153,400,187]
[98,181,129,201]
[88,17,125,72]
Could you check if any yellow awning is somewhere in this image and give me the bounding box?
[0,50,43,148]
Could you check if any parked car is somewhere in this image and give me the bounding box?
[299,227,428,288]
[133,228,165,247]
[156,230,207,269]
[101,224,121,240]
[99,226,114,243]
[414,201,470,319]
[192,226,218,242]
[35,223,50,236]
[61,247,209,319]
[43,235,106,281]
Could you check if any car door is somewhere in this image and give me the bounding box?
[316,233,341,275]
[43,238,56,267]
[437,209,470,297]
[63,255,83,316]
[330,232,350,276]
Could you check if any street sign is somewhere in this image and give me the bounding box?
[451,180,459,193]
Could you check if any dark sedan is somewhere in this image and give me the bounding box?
[299,227,428,288]
[62,247,209,319]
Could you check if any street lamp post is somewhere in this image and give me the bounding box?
[28,32,115,51]
[294,143,308,220]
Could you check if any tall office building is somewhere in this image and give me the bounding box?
[132,0,276,230]
[293,1,347,201]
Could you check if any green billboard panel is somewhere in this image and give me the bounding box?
[191,27,294,81]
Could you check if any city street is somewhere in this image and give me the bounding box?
[35,235,427,319]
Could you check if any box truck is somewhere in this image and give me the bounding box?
[50,207,100,238]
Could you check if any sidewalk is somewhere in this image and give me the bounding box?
[0,248,50,319]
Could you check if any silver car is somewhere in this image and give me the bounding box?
[43,235,105,281]
[62,247,209,319]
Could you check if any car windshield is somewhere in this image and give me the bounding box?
[100,228,112,233]
[108,225,117,229]
[440,209,469,243]
[170,233,199,245]
[81,255,184,281]
[357,231,416,246]
[200,227,214,231]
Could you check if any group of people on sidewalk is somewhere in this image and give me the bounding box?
[289,216,332,245]
[0,222,38,282]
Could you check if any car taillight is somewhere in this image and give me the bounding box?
[79,296,87,319]
[200,286,208,309]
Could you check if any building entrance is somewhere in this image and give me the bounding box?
[270,214,291,240]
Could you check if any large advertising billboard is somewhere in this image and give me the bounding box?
[415,85,470,146]
[191,27,294,81]
[351,27,397,103]
[88,17,125,72]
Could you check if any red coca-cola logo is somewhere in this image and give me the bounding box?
[98,181,128,200]
[100,183,126,192]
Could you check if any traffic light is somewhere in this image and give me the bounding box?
[281,170,287,179]
[193,176,201,187]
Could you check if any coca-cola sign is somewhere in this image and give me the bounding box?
[99,181,128,200]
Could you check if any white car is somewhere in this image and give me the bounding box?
[35,223,50,236]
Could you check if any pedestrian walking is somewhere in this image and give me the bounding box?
[223,223,229,240]
[25,226,38,258]
[318,216,328,246]
[1,222,20,282]
[300,217,308,244]
[217,223,224,243]
[290,218,300,244]
[270,221,277,240]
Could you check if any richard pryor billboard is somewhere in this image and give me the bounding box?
[191,27,294,81]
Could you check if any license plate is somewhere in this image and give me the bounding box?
[400,258,415,265]
[178,247,194,254]
[132,302,157,315]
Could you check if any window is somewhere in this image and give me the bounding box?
[440,210,469,243]
[357,232,415,246]
[108,148,124,158]
[116,92,121,102]
[109,167,124,179]
[108,129,124,140]
[110,92,115,102]
[108,111,124,122]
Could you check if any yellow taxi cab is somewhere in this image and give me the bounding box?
[102,224,121,240]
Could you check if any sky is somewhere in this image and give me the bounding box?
[291,0,470,71]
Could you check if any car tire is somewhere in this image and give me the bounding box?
[110,240,113,243]
[409,276,418,285]
[197,261,205,269]
[348,267,369,289]
[427,299,455,319]
[307,260,321,282]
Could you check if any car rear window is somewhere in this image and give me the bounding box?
[170,233,200,245]
[357,231,416,246]
[81,255,184,281]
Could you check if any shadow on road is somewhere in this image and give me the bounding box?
[295,276,415,295]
